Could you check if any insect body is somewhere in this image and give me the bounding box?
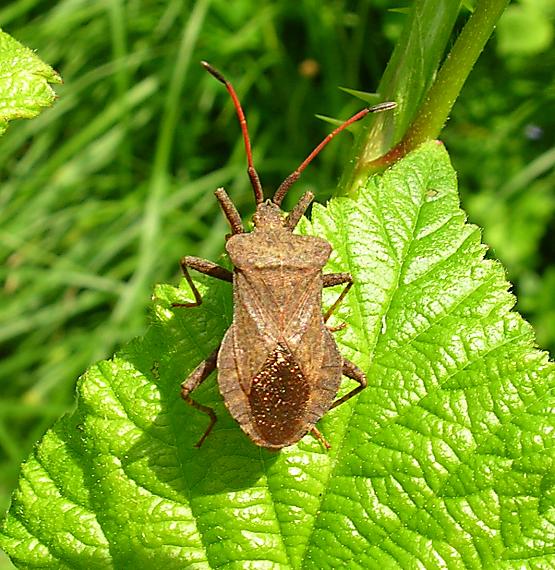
[174,62,395,449]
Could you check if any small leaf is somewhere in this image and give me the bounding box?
[338,86,380,105]
[315,113,348,129]
[315,113,364,134]
[0,28,61,135]
[1,143,553,568]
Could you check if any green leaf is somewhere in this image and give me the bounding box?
[338,86,381,105]
[0,28,61,135]
[1,142,553,568]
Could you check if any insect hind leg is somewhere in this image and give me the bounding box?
[181,347,220,447]
[330,359,367,410]
[310,426,331,450]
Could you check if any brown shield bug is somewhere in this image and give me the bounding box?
[173,61,396,450]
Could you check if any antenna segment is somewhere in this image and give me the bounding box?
[202,61,264,204]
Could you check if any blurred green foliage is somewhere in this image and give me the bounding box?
[0,0,553,556]
[444,0,555,351]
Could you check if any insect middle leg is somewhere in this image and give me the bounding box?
[181,346,220,447]
[323,272,368,408]
[172,256,233,308]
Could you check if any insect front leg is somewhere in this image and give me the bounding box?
[181,347,220,447]
[322,272,353,323]
[330,359,367,410]
[172,256,233,308]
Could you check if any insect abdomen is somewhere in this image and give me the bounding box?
[248,343,310,445]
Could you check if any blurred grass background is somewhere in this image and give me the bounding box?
[0,0,553,558]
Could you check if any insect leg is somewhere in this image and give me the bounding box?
[310,426,331,450]
[322,272,353,323]
[326,323,347,333]
[215,187,244,234]
[330,359,367,410]
[181,347,220,447]
[285,191,314,230]
[172,256,232,308]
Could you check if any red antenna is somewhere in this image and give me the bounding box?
[272,101,397,206]
[201,61,264,204]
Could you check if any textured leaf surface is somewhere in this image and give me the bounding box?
[1,143,553,568]
[0,29,61,135]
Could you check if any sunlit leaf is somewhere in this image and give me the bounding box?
[0,29,61,135]
[1,142,553,568]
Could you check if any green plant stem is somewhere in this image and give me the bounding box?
[388,0,510,162]
[339,0,462,195]
[342,0,509,195]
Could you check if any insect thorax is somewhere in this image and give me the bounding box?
[226,230,332,271]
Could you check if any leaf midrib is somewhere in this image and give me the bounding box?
[296,171,429,567]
